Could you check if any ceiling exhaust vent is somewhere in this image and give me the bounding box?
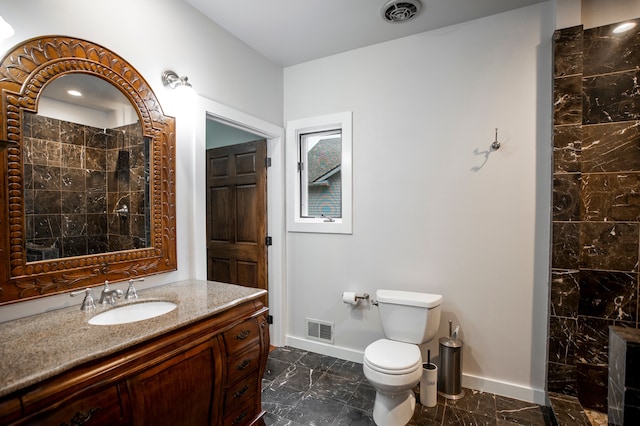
[381,0,422,23]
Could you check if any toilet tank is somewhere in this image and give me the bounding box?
[377,289,442,344]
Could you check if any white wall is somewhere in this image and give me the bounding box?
[0,0,283,321]
[206,119,262,149]
[554,0,581,29]
[555,0,640,29]
[582,0,640,29]
[283,2,553,403]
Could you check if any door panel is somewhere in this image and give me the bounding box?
[236,152,257,174]
[210,156,229,177]
[206,140,267,304]
[237,185,257,242]
[209,258,231,282]
[237,261,258,287]
[209,187,231,241]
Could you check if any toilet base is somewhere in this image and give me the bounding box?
[372,389,416,426]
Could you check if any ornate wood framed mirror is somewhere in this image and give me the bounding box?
[0,36,177,304]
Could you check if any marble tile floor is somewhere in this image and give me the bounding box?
[547,392,609,426]
[262,346,553,425]
[583,410,607,426]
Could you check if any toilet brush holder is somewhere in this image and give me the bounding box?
[438,320,464,400]
[420,363,438,407]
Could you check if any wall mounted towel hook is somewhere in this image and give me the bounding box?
[491,128,501,151]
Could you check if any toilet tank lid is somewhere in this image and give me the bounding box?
[376,289,442,308]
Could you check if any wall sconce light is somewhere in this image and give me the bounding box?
[162,70,192,89]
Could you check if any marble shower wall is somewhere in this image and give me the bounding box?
[22,113,148,260]
[550,20,640,411]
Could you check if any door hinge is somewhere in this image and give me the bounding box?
[265,157,272,168]
[297,161,303,172]
[265,236,272,246]
[267,315,273,325]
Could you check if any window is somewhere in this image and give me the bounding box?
[286,112,352,234]
[299,129,342,219]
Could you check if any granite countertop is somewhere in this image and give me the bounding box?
[0,279,267,398]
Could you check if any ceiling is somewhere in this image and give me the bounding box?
[183,0,546,67]
[44,74,133,112]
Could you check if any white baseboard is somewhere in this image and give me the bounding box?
[462,373,546,405]
[286,335,364,363]
[284,335,546,405]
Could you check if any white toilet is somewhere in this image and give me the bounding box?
[363,289,442,426]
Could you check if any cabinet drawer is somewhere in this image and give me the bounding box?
[224,375,258,407]
[226,344,261,384]
[21,384,126,426]
[223,399,256,426]
[223,318,260,354]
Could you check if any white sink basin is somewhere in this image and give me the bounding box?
[89,301,177,325]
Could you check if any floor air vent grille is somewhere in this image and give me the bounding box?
[306,318,334,344]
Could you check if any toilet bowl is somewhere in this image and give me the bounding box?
[363,289,442,426]
[363,339,422,425]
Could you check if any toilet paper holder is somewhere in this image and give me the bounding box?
[342,292,370,305]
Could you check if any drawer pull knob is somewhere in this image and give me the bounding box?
[234,385,249,398]
[236,359,251,370]
[232,411,247,425]
[236,330,250,340]
[62,407,100,426]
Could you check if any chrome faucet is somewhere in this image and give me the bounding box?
[99,280,124,306]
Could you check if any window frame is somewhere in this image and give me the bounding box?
[286,111,352,234]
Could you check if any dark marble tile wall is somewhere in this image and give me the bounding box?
[23,113,148,259]
[550,19,640,413]
[105,122,149,252]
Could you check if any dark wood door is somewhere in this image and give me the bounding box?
[206,140,268,303]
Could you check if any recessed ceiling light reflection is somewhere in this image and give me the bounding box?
[67,90,82,97]
[613,22,637,34]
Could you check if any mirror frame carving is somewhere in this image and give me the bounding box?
[0,36,177,304]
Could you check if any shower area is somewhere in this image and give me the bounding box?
[550,16,640,419]
[23,112,150,260]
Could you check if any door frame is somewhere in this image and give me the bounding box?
[195,96,286,347]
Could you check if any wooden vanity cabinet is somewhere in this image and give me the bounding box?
[0,396,22,424]
[127,340,220,426]
[1,299,269,426]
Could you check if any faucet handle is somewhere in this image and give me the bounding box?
[98,280,111,305]
[71,288,97,312]
[125,278,143,300]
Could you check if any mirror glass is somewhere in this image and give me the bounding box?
[23,75,150,261]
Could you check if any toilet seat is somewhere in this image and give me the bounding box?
[364,339,421,375]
